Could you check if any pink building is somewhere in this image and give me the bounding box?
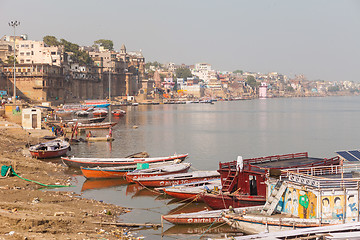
[259,82,267,99]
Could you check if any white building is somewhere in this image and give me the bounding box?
[191,63,216,83]
[15,39,63,66]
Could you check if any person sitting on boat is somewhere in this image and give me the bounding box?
[87,131,92,138]
[108,127,112,137]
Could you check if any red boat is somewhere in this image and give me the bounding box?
[29,139,70,159]
[132,171,220,187]
[111,109,126,117]
[125,163,191,182]
[201,152,340,210]
[92,109,108,117]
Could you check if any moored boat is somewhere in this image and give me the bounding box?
[76,122,117,129]
[75,110,89,117]
[61,153,188,168]
[132,171,220,187]
[92,109,108,117]
[201,152,340,209]
[162,205,262,225]
[162,178,221,202]
[111,109,126,117]
[125,162,192,182]
[81,162,190,179]
[29,139,70,159]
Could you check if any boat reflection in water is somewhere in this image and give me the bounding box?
[125,183,144,196]
[81,178,128,192]
[131,187,161,198]
[163,224,243,238]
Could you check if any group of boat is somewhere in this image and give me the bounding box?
[27,131,360,239]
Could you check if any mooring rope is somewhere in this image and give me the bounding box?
[1,165,73,188]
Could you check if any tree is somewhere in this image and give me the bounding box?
[94,39,114,51]
[5,56,17,64]
[175,67,192,80]
[286,86,295,92]
[246,75,259,89]
[233,69,243,74]
[328,85,340,92]
[43,36,60,46]
[60,39,92,65]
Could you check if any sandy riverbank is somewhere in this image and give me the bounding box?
[0,126,134,240]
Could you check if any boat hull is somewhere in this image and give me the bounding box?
[163,189,201,202]
[135,175,219,188]
[223,214,322,235]
[61,154,188,168]
[81,167,131,179]
[77,122,117,129]
[125,164,192,183]
[29,140,70,159]
[30,148,69,159]
[201,192,266,210]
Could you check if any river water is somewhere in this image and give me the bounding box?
[60,96,360,239]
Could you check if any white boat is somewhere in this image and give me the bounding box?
[125,163,192,182]
[160,178,221,202]
[61,153,189,168]
[132,170,220,187]
[162,206,262,225]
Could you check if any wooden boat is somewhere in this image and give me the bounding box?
[54,109,73,117]
[162,179,221,202]
[132,171,220,187]
[80,161,189,179]
[76,122,117,129]
[223,209,323,235]
[92,109,108,117]
[68,117,106,124]
[162,205,262,225]
[84,100,110,108]
[125,163,192,182]
[111,109,126,117]
[61,153,188,168]
[75,110,89,117]
[85,136,114,142]
[234,222,360,240]
[201,152,340,210]
[29,139,70,159]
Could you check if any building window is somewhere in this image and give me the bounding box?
[20,52,24,56]
[20,60,24,63]
[31,44,34,48]
[26,59,30,62]
[51,52,56,55]
[26,52,30,56]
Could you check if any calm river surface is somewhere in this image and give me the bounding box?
[61,96,360,239]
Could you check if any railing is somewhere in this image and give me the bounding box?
[219,152,309,171]
[243,152,308,165]
[282,163,360,189]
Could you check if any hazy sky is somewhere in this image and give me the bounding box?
[1,0,360,81]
